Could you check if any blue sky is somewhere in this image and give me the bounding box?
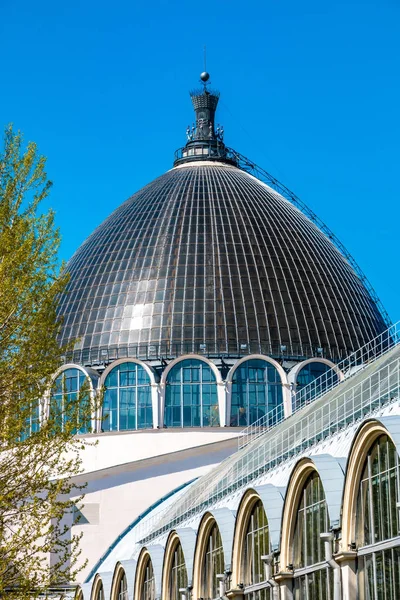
[1,0,399,321]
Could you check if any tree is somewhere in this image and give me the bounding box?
[0,125,93,597]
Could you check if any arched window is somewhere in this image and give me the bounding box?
[117,571,128,600]
[102,362,153,431]
[165,359,219,427]
[141,557,155,600]
[27,401,40,435]
[293,472,333,599]
[20,400,40,440]
[243,500,271,600]
[95,583,104,600]
[356,435,400,600]
[202,522,224,600]
[169,542,188,600]
[51,368,91,434]
[230,360,282,427]
[294,362,338,410]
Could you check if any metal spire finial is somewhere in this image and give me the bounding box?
[200,45,210,87]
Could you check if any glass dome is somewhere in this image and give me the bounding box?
[57,162,386,362]
[56,78,388,365]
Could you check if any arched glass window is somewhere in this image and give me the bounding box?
[243,500,271,600]
[95,583,104,600]
[293,472,333,599]
[169,542,188,600]
[141,557,155,600]
[51,368,91,434]
[202,522,224,600]
[294,362,338,410]
[117,572,128,600]
[27,402,40,435]
[165,359,219,427]
[356,435,400,600]
[103,362,153,431]
[230,360,283,427]
[20,400,40,441]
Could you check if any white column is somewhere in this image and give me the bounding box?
[151,383,161,429]
[217,381,227,427]
[282,383,293,418]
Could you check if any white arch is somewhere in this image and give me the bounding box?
[97,571,113,600]
[225,354,291,423]
[45,363,100,431]
[160,355,225,427]
[160,354,223,385]
[99,357,158,387]
[99,358,159,429]
[174,527,197,586]
[142,544,165,599]
[287,357,344,387]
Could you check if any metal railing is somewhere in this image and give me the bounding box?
[139,342,400,544]
[230,148,392,329]
[238,322,400,449]
[62,339,350,368]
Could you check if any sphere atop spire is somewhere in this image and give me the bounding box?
[200,71,210,82]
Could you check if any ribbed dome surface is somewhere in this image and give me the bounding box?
[57,162,386,360]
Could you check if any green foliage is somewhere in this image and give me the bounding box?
[0,125,94,597]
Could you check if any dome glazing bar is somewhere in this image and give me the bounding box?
[226,147,392,328]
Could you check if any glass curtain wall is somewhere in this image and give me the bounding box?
[202,523,224,599]
[230,359,283,426]
[102,362,153,431]
[356,435,400,600]
[165,359,219,427]
[51,368,90,434]
[243,500,271,600]
[294,362,338,410]
[293,472,333,600]
[141,558,155,600]
[169,543,188,600]
[118,572,128,600]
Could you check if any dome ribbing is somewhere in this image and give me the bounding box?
[57,161,386,362]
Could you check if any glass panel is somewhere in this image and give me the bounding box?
[142,558,155,600]
[165,359,219,428]
[103,362,152,431]
[244,500,270,586]
[356,435,400,548]
[202,523,224,600]
[230,360,283,427]
[293,472,328,569]
[295,361,338,409]
[169,543,188,600]
[51,368,91,434]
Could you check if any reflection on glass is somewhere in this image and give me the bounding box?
[118,572,127,600]
[293,472,333,600]
[202,523,224,600]
[141,558,155,600]
[169,543,188,600]
[357,435,400,600]
[294,362,338,410]
[230,359,283,426]
[51,368,90,434]
[243,499,271,600]
[20,400,40,440]
[102,362,153,431]
[57,165,385,364]
[165,359,219,427]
